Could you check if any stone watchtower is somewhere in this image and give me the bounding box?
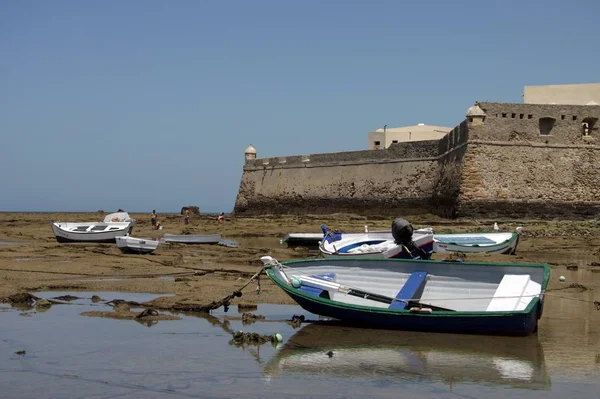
[466,102,486,126]
[244,144,257,163]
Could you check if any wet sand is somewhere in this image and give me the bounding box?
[0,212,599,313]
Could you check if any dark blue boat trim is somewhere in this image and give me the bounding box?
[56,235,121,243]
[118,247,155,254]
[288,289,541,335]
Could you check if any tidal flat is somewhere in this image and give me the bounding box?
[0,212,599,398]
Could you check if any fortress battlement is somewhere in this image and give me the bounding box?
[235,96,600,219]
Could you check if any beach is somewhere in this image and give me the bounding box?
[0,211,598,312]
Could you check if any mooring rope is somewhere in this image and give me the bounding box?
[176,266,266,313]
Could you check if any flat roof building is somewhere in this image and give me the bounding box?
[524,83,600,105]
[368,123,452,150]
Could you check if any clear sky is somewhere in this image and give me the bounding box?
[1,0,598,213]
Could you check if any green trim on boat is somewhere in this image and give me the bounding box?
[266,257,550,317]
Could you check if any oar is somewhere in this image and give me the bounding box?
[297,274,453,311]
[260,256,454,312]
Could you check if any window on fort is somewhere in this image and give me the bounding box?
[502,113,507,117]
[511,113,516,118]
[561,115,565,120]
[528,114,532,119]
[573,115,577,121]
[468,117,473,122]
[539,117,556,136]
[374,141,381,148]
[519,114,524,119]
[582,118,598,136]
[392,140,398,143]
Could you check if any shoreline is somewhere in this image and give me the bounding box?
[1,212,599,314]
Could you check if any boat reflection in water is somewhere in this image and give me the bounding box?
[264,322,551,390]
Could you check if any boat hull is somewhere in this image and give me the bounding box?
[284,286,541,335]
[319,231,434,259]
[264,257,549,336]
[283,233,324,247]
[434,238,518,254]
[116,236,159,254]
[51,221,135,243]
[161,233,222,244]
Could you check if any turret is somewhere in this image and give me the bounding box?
[245,144,257,162]
[466,102,486,126]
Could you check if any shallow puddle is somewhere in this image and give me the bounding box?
[0,292,598,398]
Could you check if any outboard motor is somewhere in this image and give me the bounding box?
[391,218,413,245]
[391,218,431,260]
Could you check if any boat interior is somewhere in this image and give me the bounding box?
[323,232,433,254]
[54,221,131,233]
[274,258,546,313]
[433,232,514,245]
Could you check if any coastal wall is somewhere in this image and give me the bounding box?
[455,102,600,217]
[433,121,469,217]
[234,101,600,219]
[234,140,440,216]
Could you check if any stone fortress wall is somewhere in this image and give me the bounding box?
[235,140,441,216]
[451,102,600,218]
[234,99,600,218]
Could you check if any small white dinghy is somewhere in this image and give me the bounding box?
[116,235,159,254]
[51,212,135,243]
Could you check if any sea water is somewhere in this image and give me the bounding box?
[0,291,598,399]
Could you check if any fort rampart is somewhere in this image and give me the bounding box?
[235,102,600,218]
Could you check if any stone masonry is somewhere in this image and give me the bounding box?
[235,102,600,218]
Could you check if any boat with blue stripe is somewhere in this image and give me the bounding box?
[261,256,549,335]
[319,224,522,258]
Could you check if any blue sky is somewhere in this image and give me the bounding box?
[1,0,598,213]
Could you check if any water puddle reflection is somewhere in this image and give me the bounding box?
[0,293,598,398]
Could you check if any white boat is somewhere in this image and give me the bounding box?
[433,230,521,254]
[282,232,324,247]
[51,212,135,243]
[319,229,435,259]
[102,211,133,223]
[116,235,159,254]
[261,255,550,335]
[160,233,222,244]
[319,224,522,258]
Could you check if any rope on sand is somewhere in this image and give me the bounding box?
[171,267,265,313]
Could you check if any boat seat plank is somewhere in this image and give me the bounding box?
[486,274,538,312]
[389,271,428,310]
[297,273,337,296]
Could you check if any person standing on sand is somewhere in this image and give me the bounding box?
[217,212,225,223]
[184,208,190,225]
[151,210,158,229]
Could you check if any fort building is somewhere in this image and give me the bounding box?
[234,84,600,219]
[524,83,600,106]
[368,124,452,150]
